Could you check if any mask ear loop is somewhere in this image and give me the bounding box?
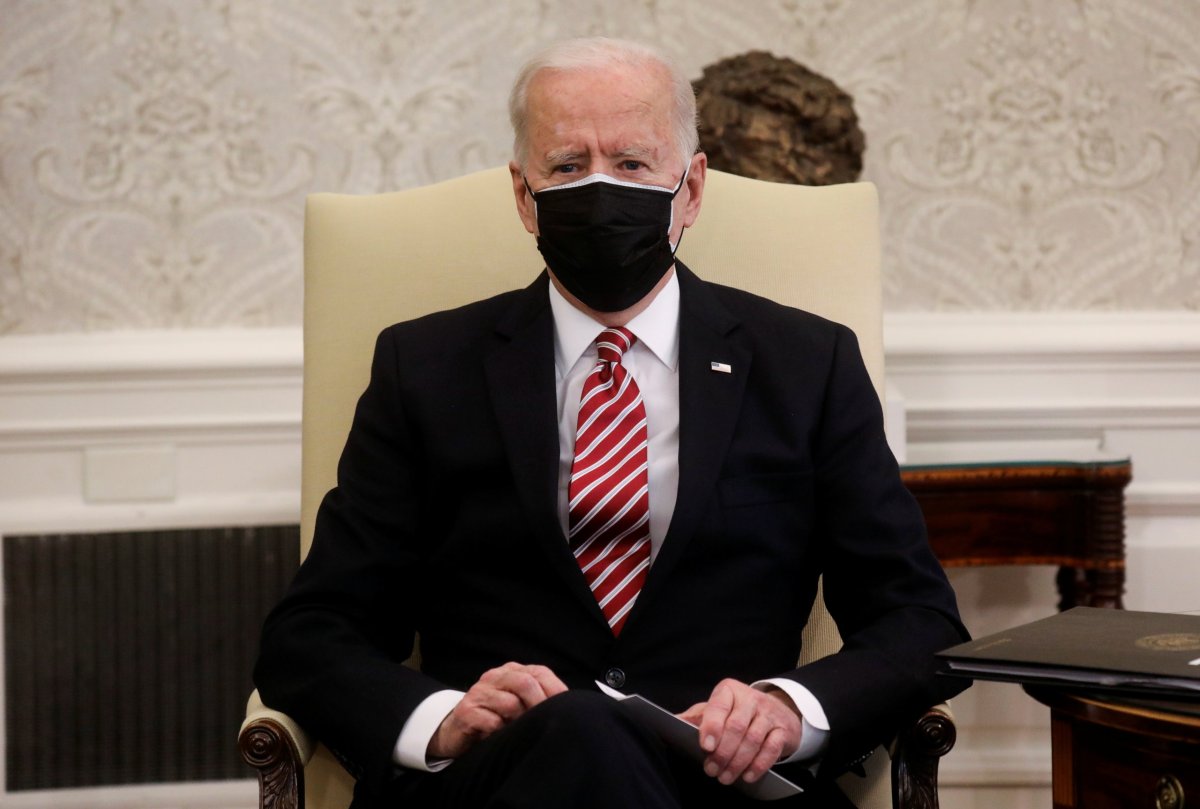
[522,176,538,220]
[668,164,691,253]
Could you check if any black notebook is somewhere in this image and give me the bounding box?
[938,607,1200,700]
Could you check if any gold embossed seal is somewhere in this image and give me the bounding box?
[1135,633,1200,652]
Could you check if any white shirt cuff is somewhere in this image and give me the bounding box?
[392,689,465,772]
[753,678,830,763]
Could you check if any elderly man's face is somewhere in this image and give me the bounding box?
[511,62,705,250]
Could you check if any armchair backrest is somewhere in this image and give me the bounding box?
[301,167,888,808]
[303,166,883,553]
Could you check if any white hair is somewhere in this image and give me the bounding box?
[508,37,699,172]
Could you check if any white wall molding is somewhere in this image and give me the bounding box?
[886,313,1200,443]
[1126,483,1200,517]
[885,311,1200,514]
[0,329,303,377]
[0,779,256,809]
[0,329,303,536]
[884,311,1200,357]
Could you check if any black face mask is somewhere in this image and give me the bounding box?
[526,172,686,312]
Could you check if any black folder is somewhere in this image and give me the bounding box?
[938,607,1200,700]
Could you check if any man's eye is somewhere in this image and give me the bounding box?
[620,160,644,171]
[553,164,578,174]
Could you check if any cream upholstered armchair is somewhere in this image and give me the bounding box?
[238,167,956,809]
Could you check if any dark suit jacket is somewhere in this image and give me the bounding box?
[254,262,969,801]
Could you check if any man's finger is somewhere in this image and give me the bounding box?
[707,686,757,775]
[472,686,524,720]
[496,668,557,710]
[457,703,505,739]
[676,702,706,726]
[742,727,789,783]
[718,712,774,784]
[525,664,569,697]
[429,701,505,759]
[697,681,735,753]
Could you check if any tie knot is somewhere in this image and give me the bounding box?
[595,327,636,365]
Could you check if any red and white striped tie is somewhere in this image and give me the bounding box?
[569,327,651,636]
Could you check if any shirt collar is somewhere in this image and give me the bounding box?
[549,271,680,376]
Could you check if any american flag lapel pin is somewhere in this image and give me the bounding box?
[710,361,732,374]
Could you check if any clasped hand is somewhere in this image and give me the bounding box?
[677,679,803,785]
[428,664,802,786]
[427,662,568,760]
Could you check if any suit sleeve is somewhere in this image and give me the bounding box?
[786,324,970,777]
[254,327,446,787]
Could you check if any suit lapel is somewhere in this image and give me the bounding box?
[484,273,609,623]
[633,263,751,615]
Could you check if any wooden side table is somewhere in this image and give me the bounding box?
[901,460,1132,610]
[1026,687,1200,809]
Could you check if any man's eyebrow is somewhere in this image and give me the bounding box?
[613,146,655,159]
[544,150,586,164]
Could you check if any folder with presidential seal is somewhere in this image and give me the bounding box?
[938,606,1200,700]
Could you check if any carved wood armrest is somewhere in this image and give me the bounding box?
[239,689,312,809]
[891,703,957,809]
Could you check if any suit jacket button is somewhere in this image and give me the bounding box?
[604,667,626,689]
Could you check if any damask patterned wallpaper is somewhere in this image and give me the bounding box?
[1,0,1197,333]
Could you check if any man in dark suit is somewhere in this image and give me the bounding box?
[255,37,969,808]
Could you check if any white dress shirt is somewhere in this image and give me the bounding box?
[549,270,681,558]
[394,270,829,770]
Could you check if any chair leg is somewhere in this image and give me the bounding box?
[240,716,306,809]
[891,705,956,809]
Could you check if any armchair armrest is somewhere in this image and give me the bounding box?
[891,702,957,809]
[239,689,312,809]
